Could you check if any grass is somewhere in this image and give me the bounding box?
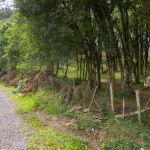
[0,82,92,150]
[0,65,150,150]
[27,128,90,150]
[26,115,45,128]
[99,118,150,150]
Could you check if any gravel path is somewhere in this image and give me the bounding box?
[0,89,28,150]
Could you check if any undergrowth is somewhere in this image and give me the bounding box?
[0,83,91,149]
[27,128,90,150]
[25,114,90,150]
[0,81,150,150]
[99,118,150,150]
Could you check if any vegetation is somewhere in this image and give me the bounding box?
[0,0,149,92]
[0,83,150,149]
[0,0,150,150]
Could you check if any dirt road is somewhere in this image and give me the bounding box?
[0,89,28,150]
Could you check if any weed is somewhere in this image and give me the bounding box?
[44,98,60,115]
[76,87,83,99]
[27,128,91,150]
[57,102,70,115]
[15,95,39,113]
[99,99,108,117]
[26,115,44,128]
[100,139,139,150]
[69,111,99,131]
[99,119,150,150]
[0,69,7,77]
[75,113,96,131]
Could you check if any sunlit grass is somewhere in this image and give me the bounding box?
[0,82,91,150]
[26,115,44,128]
[57,66,77,78]
[27,128,90,150]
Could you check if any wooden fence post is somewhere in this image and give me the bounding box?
[123,98,125,118]
[110,83,114,113]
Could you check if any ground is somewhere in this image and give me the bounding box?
[0,88,28,150]
[0,72,150,149]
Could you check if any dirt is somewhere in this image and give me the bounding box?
[0,89,28,150]
[34,110,101,150]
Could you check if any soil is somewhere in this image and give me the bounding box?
[33,110,101,150]
[0,89,28,150]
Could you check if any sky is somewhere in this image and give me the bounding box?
[0,0,14,9]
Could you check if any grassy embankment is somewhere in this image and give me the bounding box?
[0,83,91,150]
[0,65,150,150]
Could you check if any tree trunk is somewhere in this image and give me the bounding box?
[140,33,144,75]
[55,61,59,76]
[64,60,69,77]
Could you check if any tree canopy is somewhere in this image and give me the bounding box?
[0,0,150,95]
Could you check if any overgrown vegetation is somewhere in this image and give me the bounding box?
[0,0,150,149]
[1,80,150,149]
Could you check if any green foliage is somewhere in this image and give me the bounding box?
[44,98,60,115]
[100,140,139,150]
[0,22,11,70]
[99,99,108,117]
[0,0,147,95]
[100,118,150,150]
[0,69,7,77]
[0,8,13,20]
[99,99,113,117]
[57,102,71,115]
[12,79,24,93]
[27,128,90,150]
[3,15,21,70]
[14,86,68,116]
[1,84,91,150]
[67,110,99,131]
[26,115,44,128]
[76,88,83,100]
[15,95,39,114]
[75,112,96,131]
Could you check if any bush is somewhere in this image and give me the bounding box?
[0,69,7,77]
[100,140,139,150]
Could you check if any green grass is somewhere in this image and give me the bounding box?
[27,128,90,150]
[0,82,91,150]
[24,114,91,150]
[99,118,150,150]
[26,115,45,128]
[57,66,77,79]
[130,111,150,126]
[0,67,150,150]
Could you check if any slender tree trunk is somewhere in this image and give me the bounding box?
[64,60,69,77]
[55,61,59,76]
[140,33,144,75]
[96,53,101,89]
[117,47,125,94]
[145,30,149,70]
[79,55,82,80]
[82,57,86,81]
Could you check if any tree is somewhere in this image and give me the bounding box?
[12,0,149,96]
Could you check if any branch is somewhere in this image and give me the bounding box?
[115,107,150,118]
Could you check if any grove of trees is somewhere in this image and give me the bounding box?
[0,0,150,96]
